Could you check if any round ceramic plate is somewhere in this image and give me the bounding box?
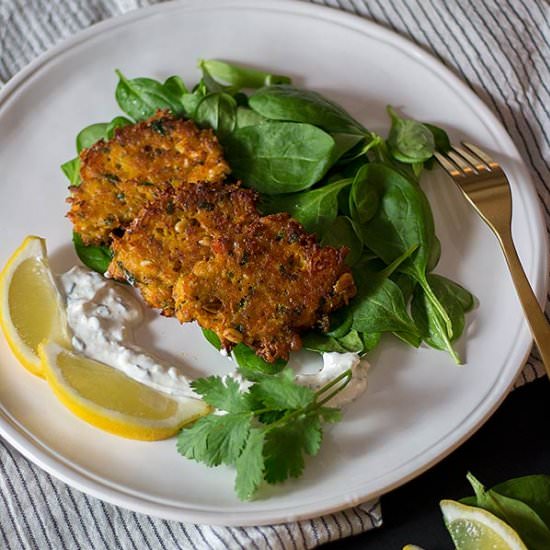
[0,0,547,526]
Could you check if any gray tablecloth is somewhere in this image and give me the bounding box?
[0,0,548,548]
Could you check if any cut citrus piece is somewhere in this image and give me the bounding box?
[0,236,69,377]
[440,499,527,550]
[39,341,210,441]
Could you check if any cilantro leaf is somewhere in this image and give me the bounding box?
[319,406,342,424]
[301,415,323,456]
[178,366,350,501]
[177,413,252,466]
[263,415,322,484]
[264,423,307,483]
[176,415,212,463]
[235,428,265,500]
[250,368,316,410]
[191,376,251,413]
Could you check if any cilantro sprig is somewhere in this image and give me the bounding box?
[177,368,352,500]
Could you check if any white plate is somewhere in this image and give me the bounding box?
[0,0,547,526]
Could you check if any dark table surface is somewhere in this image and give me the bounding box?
[323,376,550,549]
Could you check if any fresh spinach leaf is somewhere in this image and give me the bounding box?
[349,164,379,227]
[466,473,550,550]
[348,244,420,336]
[115,70,185,120]
[236,106,267,128]
[391,272,417,303]
[195,92,237,138]
[387,106,435,164]
[423,123,451,153]
[226,121,337,194]
[201,328,285,380]
[106,116,132,139]
[249,85,366,134]
[394,330,422,348]
[360,163,453,337]
[261,178,351,234]
[411,274,475,363]
[76,116,132,153]
[181,84,208,118]
[361,332,382,353]
[301,332,348,353]
[428,234,441,271]
[233,344,287,381]
[326,307,354,338]
[72,232,112,274]
[199,63,228,94]
[331,133,367,163]
[61,158,80,186]
[199,59,291,89]
[163,75,189,98]
[76,123,109,153]
[350,276,419,335]
[336,330,364,353]
[202,328,222,350]
[320,216,363,266]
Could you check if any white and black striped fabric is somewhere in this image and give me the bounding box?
[0,0,548,548]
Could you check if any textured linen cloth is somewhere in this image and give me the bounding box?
[0,0,548,548]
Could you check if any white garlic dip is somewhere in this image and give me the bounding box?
[59,266,369,406]
[59,266,199,399]
[296,352,369,407]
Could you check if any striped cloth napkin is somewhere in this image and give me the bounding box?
[0,0,548,548]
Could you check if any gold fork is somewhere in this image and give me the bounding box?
[435,142,550,378]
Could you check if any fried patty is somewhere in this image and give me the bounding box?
[172,213,356,362]
[107,183,259,316]
[67,112,230,245]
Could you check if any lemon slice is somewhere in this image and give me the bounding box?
[0,236,69,376]
[39,341,210,440]
[440,500,527,550]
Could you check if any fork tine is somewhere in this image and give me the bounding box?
[452,145,490,172]
[448,150,476,174]
[434,151,461,175]
[461,142,499,169]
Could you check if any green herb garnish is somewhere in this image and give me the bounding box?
[177,367,350,500]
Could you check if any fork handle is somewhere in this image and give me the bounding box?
[497,230,550,377]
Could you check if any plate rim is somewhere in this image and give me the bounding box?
[0,0,547,526]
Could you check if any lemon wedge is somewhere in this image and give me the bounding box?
[440,500,527,550]
[0,236,69,376]
[39,341,210,441]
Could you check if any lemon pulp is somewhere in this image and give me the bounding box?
[57,350,179,420]
[40,342,210,441]
[440,500,527,550]
[0,236,68,376]
[9,257,60,355]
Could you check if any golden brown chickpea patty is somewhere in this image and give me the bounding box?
[67,112,230,245]
[68,112,356,362]
[107,183,259,316]
[172,213,356,362]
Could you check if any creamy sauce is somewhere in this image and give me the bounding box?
[296,352,369,407]
[59,267,369,406]
[60,267,198,399]
[225,353,369,407]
